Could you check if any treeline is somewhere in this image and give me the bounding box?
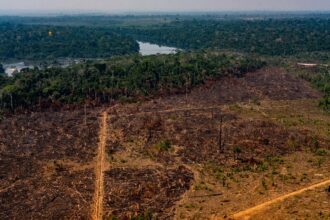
[0,64,4,74]
[0,24,139,60]
[118,18,330,56]
[0,52,265,111]
[297,66,330,111]
[310,66,329,111]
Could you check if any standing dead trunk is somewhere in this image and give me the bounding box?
[10,93,13,110]
[84,104,87,126]
[218,115,225,153]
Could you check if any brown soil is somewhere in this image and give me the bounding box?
[103,166,193,219]
[0,109,100,219]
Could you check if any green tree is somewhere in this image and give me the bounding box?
[0,64,4,74]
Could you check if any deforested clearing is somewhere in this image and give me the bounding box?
[1,67,329,219]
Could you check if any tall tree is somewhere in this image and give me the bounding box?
[0,64,4,74]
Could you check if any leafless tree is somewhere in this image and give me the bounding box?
[217,114,226,153]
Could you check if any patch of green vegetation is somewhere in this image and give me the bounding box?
[261,177,268,190]
[155,140,171,151]
[316,157,326,168]
[256,156,284,173]
[281,118,298,127]
[296,66,330,112]
[279,173,297,183]
[315,149,328,156]
[308,136,320,154]
[0,109,4,122]
[256,162,269,172]
[185,204,199,211]
[229,104,242,112]
[0,52,264,111]
[233,146,242,160]
[194,181,213,191]
[203,161,228,186]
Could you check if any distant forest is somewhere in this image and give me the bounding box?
[0,24,139,60]
[118,18,330,56]
[0,52,265,111]
[0,16,329,61]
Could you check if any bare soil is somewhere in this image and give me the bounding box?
[0,109,100,219]
[103,166,193,219]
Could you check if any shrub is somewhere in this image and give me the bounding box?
[155,140,171,151]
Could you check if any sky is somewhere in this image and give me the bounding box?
[0,0,330,13]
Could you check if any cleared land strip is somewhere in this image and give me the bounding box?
[92,111,108,220]
[227,179,330,220]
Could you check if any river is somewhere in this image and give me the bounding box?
[138,41,178,56]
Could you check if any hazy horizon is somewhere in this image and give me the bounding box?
[1,10,329,17]
[0,0,330,14]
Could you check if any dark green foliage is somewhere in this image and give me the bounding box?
[233,146,242,154]
[0,64,4,73]
[156,140,171,151]
[319,96,330,111]
[233,146,242,160]
[297,66,330,111]
[313,69,330,111]
[0,73,7,88]
[314,68,330,112]
[119,18,330,56]
[0,51,265,111]
[0,24,139,60]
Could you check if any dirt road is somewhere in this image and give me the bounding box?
[92,111,108,220]
[229,179,330,220]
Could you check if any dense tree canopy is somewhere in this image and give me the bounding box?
[0,52,265,111]
[297,66,330,111]
[119,18,330,56]
[309,67,330,111]
[0,24,139,61]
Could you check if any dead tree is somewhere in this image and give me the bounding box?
[146,126,152,144]
[217,114,226,153]
[84,104,87,126]
[144,113,162,145]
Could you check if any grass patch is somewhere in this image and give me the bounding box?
[314,149,328,156]
[155,140,171,151]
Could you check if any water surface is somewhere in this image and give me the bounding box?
[138,41,178,56]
